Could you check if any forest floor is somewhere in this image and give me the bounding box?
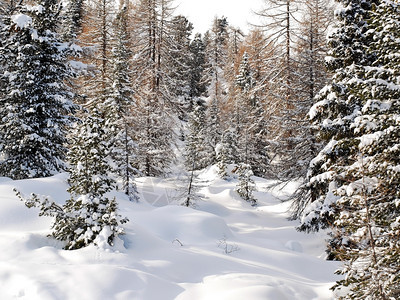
[0,165,341,299]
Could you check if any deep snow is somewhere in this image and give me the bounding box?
[0,166,340,299]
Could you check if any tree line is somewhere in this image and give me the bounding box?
[0,0,332,218]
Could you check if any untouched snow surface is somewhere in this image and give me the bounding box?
[0,166,340,299]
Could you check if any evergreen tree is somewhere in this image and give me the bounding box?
[58,110,127,250]
[298,0,374,233]
[236,52,253,92]
[328,0,400,297]
[233,51,252,161]
[216,128,239,179]
[189,33,207,102]
[166,15,193,118]
[234,51,270,177]
[297,0,400,297]
[243,29,275,178]
[184,100,209,171]
[68,111,114,199]
[63,0,84,40]
[0,0,77,179]
[236,163,257,206]
[205,95,222,166]
[17,109,128,250]
[108,4,139,202]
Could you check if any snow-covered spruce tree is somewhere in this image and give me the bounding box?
[298,1,400,297]
[216,129,239,179]
[298,0,374,234]
[0,1,12,115]
[58,110,128,250]
[216,142,228,179]
[165,15,193,119]
[232,52,252,161]
[63,0,84,40]
[236,52,254,96]
[107,4,139,202]
[329,0,400,298]
[331,160,400,299]
[0,0,77,179]
[188,33,208,102]
[242,29,275,178]
[234,51,270,177]
[205,94,222,166]
[184,100,210,171]
[236,163,256,205]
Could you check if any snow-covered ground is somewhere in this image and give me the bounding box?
[0,166,340,299]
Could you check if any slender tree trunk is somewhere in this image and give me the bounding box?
[101,0,108,94]
[124,123,130,196]
[286,0,291,108]
[185,159,195,207]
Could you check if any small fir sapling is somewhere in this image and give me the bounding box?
[15,111,128,250]
[236,163,257,206]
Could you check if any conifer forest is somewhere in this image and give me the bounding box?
[0,0,400,299]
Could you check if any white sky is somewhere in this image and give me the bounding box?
[175,0,264,35]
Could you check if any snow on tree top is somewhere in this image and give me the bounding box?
[11,14,32,29]
[26,4,45,14]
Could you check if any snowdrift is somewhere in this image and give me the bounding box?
[0,169,340,299]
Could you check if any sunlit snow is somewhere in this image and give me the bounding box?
[0,167,340,299]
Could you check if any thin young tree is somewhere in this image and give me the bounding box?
[108,3,139,202]
[188,33,208,103]
[216,128,239,179]
[202,17,229,166]
[234,51,270,176]
[236,163,257,206]
[242,29,274,178]
[184,100,209,171]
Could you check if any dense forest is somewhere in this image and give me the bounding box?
[1,0,399,298]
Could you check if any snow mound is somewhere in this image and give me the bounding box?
[176,273,323,300]
[132,205,234,245]
[285,240,304,253]
[197,165,219,181]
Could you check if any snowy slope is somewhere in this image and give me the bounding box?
[0,167,341,300]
